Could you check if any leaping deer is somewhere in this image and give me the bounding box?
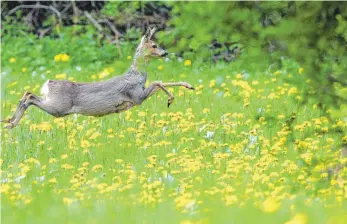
[2,27,194,129]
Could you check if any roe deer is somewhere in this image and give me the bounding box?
[1,27,194,129]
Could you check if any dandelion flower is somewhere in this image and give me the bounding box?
[49,178,57,184]
[236,73,243,79]
[263,198,281,213]
[61,54,70,62]
[285,213,308,224]
[63,197,73,205]
[203,108,210,114]
[184,60,192,66]
[55,73,67,79]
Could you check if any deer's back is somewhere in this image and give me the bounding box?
[41,73,146,116]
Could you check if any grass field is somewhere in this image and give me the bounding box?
[1,48,347,223]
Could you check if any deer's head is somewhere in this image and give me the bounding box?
[137,27,167,58]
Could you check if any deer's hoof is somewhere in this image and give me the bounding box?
[168,97,174,108]
[185,84,195,90]
[1,119,9,123]
[4,122,15,129]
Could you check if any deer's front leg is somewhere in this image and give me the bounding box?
[140,82,175,107]
[161,82,195,90]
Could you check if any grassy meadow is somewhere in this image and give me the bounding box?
[1,40,347,223]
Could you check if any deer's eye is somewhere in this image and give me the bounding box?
[152,45,157,48]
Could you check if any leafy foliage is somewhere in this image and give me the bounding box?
[158,2,347,119]
[1,2,347,222]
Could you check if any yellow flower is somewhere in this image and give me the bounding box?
[9,57,16,63]
[55,73,67,79]
[8,81,18,87]
[138,111,146,117]
[298,67,304,75]
[180,73,186,78]
[203,108,210,114]
[321,127,328,133]
[115,159,123,164]
[342,135,347,143]
[54,54,62,62]
[288,87,298,95]
[49,158,57,163]
[89,132,101,140]
[209,80,216,88]
[49,178,57,184]
[184,59,192,66]
[252,80,259,85]
[285,213,308,224]
[278,114,285,119]
[22,67,27,72]
[262,198,281,213]
[127,55,132,60]
[236,73,243,79]
[61,164,74,170]
[37,122,53,131]
[1,184,10,194]
[92,165,103,171]
[54,53,69,62]
[180,220,194,224]
[63,197,73,205]
[320,172,328,178]
[157,65,164,70]
[61,54,70,62]
[81,140,91,148]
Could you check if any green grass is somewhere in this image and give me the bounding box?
[1,37,347,224]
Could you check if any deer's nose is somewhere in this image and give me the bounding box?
[162,51,168,57]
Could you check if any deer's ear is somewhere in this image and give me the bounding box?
[149,27,156,39]
[145,26,156,40]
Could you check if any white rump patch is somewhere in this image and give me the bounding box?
[41,80,50,97]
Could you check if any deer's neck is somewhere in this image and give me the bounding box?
[131,49,149,73]
[131,60,147,72]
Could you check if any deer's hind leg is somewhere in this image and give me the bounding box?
[1,91,32,124]
[3,93,51,129]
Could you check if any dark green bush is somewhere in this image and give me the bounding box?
[158,1,347,118]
